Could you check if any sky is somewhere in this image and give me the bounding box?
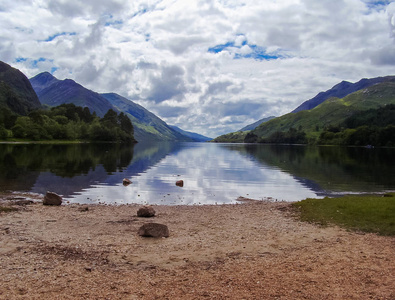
[1,0,395,138]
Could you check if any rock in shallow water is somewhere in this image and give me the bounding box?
[123,178,132,186]
[176,180,184,187]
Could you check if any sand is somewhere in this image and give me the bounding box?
[0,193,394,299]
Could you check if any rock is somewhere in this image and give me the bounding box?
[15,200,34,206]
[138,223,169,238]
[123,178,132,186]
[78,206,89,212]
[176,180,184,187]
[137,206,156,218]
[43,192,62,206]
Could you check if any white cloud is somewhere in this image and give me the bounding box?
[1,0,395,137]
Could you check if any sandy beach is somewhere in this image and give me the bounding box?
[0,193,394,299]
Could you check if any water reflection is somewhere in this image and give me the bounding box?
[0,142,393,205]
[233,144,395,192]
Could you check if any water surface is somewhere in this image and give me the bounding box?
[0,142,393,205]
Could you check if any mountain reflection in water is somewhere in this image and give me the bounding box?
[0,142,393,205]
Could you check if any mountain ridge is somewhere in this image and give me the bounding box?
[239,116,276,132]
[30,73,115,117]
[213,75,395,143]
[0,61,41,115]
[101,93,195,142]
[169,125,212,142]
[292,76,395,113]
[29,71,201,142]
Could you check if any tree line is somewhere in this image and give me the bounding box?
[244,127,307,144]
[318,104,395,147]
[244,104,395,146]
[0,103,136,143]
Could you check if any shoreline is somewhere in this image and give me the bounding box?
[1,192,394,299]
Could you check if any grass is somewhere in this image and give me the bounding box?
[0,206,18,213]
[292,193,395,236]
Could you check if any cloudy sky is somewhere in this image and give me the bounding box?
[1,0,395,137]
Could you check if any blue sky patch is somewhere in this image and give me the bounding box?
[14,57,56,70]
[208,41,283,60]
[32,57,47,67]
[208,42,236,54]
[131,7,148,19]
[105,19,123,27]
[15,57,28,63]
[43,32,76,42]
[362,0,392,11]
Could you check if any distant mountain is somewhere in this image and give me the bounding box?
[292,76,395,113]
[0,61,41,115]
[239,116,276,132]
[28,71,59,94]
[169,125,212,142]
[101,93,194,142]
[30,73,114,117]
[30,72,200,142]
[212,116,276,143]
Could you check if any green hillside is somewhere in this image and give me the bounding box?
[254,80,395,141]
[212,131,248,143]
[101,93,194,142]
[215,80,395,144]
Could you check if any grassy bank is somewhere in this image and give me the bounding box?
[0,206,18,213]
[0,139,88,144]
[292,193,395,236]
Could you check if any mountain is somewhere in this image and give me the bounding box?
[30,72,199,142]
[292,76,395,113]
[212,116,276,142]
[239,116,276,132]
[251,78,395,141]
[101,93,194,142]
[169,125,212,142]
[28,71,59,94]
[213,76,395,143]
[30,73,115,117]
[0,61,41,115]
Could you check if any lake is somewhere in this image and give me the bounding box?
[0,142,394,205]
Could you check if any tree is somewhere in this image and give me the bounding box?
[118,112,134,135]
[101,109,118,128]
[244,132,258,143]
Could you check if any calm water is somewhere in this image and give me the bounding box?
[0,142,394,205]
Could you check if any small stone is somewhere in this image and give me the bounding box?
[176,180,184,187]
[138,223,169,238]
[43,192,62,206]
[137,206,156,218]
[78,206,89,212]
